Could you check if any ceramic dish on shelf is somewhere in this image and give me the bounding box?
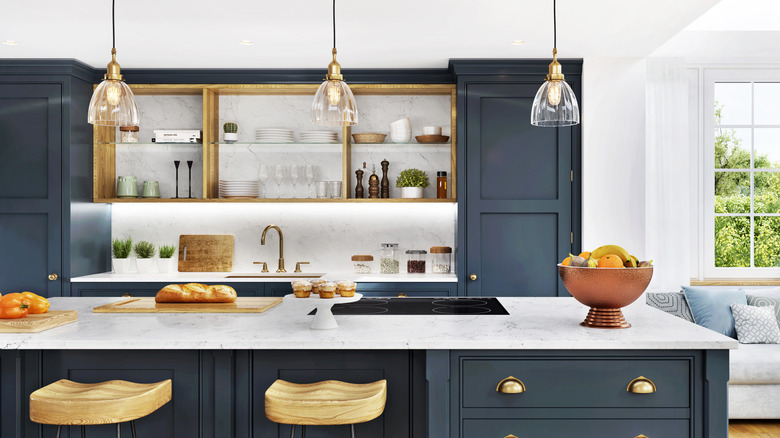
[299,131,338,143]
[352,133,387,144]
[415,135,450,144]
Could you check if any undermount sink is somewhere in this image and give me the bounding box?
[224,273,325,279]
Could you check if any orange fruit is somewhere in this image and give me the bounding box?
[578,251,591,259]
[598,254,624,268]
[561,256,571,266]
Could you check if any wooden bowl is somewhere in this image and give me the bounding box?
[352,133,387,144]
[557,265,653,329]
[415,135,450,144]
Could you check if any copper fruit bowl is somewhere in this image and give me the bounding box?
[558,265,653,329]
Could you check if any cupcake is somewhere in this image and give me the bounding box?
[318,282,337,299]
[311,279,328,294]
[291,280,312,298]
[337,280,357,297]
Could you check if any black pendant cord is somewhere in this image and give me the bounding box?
[553,0,557,50]
[332,0,336,49]
[112,0,116,49]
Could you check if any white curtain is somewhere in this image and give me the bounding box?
[645,58,690,292]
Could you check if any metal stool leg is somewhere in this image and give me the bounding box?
[82,425,86,438]
[290,424,295,438]
[350,424,356,438]
[302,425,307,438]
[55,426,62,438]
[130,421,137,438]
[116,423,121,437]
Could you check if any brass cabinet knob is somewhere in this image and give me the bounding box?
[469,273,477,281]
[627,376,657,394]
[121,293,134,297]
[48,273,58,281]
[496,376,526,394]
[397,293,408,297]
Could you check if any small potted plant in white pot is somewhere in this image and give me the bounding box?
[112,237,133,274]
[223,122,238,143]
[396,168,430,199]
[157,244,177,273]
[133,240,158,274]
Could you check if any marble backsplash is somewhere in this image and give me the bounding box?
[111,203,456,273]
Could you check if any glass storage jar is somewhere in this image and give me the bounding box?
[406,249,427,273]
[430,246,452,273]
[120,125,139,143]
[379,243,400,274]
[351,255,374,274]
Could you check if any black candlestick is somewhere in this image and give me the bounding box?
[173,160,181,199]
[187,160,194,198]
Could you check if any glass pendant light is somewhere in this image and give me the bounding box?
[531,0,580,127]
[311,0,358,126]
[88,0,139,127]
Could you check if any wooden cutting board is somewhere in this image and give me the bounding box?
[0,310,78,333]
[178,234,234,272]
[92,297,282,313]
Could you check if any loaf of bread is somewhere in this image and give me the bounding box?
[155,283,237,303]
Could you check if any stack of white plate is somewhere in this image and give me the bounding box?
[219,180,259,198]
[299,131,339,143]
[255,128,294,143]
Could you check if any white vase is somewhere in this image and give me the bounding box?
[112,258,131,274]
[136,258,158,274]
[157,257,176,273]
[400,187,424,199]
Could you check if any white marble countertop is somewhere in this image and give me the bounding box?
[0,297,737,350]
[70,272,458,283]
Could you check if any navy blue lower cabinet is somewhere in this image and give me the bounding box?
[70,282,263,297]
[462,418,689,437]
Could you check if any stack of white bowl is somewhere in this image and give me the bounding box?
[255,128,294,143]
[219,180,259,198]
[299,131,338,143]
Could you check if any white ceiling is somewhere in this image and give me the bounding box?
[0,0,720,69]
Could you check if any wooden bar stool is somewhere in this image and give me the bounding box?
[265,379,387,438]
[30,379,172,438]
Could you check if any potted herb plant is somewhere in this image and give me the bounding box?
[133,240,157,274]
[223,122,238,143]
[157,244,177,273]
[112,237,133,274]
[396,168,430,199]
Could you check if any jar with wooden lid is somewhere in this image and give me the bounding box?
[120,125,139,143]
[351,255,374,274]
[430,246,452,273]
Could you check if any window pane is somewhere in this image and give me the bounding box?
[715,216,751,267]
[754,83,780,125]
[715,128,751,169]
[755,128,780,169]
[755,217,780,267]
[755,171,780,213]
[715,171,750,213]
[715,83,752,125]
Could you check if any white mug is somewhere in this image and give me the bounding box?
[423,126,442,135]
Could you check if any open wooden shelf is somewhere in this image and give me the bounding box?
[94,197,456,204]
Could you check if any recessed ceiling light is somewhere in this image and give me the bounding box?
[238,40,254,46]
[2,40,20,46]
[509,40,525,46]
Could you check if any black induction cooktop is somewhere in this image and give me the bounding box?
[308,297,509,315]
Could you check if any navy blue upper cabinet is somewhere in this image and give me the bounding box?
[0,61,111,296]
[450,60,582,297]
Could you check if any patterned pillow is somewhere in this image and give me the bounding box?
[731,303,780,344]
[747,295,780,327]
[646,292,694,322]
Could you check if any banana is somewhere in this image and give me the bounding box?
[590,245,631,263]
[586,257,599,268]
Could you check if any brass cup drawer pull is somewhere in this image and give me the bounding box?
[504,435,519,438]
[627,376,657,394]
[635,435,649,438]
[496,376,526,394]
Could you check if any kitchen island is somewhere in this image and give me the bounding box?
[1,297,735,438]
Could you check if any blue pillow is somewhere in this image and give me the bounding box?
[682,286,746,338]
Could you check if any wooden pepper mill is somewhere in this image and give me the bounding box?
[368,165,380,199]
[355,162,365,198]
[380,158,390,198]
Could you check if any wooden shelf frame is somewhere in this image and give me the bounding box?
[93,83,457,203]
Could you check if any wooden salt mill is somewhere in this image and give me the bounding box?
[380,158,390,198]
[368,165,380,199]
[355,162,365,198]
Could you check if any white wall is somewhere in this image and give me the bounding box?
[581,58,648,257]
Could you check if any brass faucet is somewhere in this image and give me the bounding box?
[261,224,285,273]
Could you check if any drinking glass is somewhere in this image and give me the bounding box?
[304,165,315,198]
[273,165,285,198]
[258,165,269,198]
[289,165,300,198]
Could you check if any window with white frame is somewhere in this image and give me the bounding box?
[703,70,780,278]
